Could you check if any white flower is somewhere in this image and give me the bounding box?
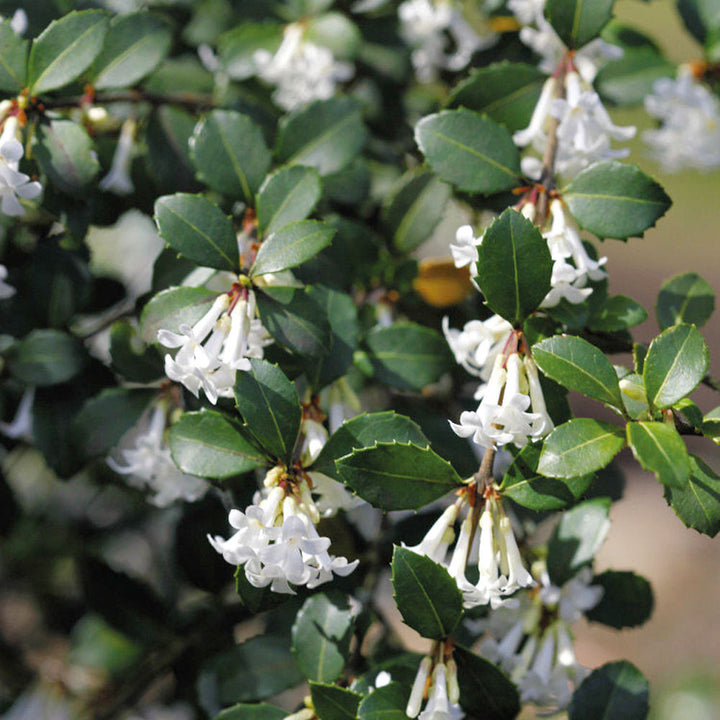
[442,314,512,381]
[404,503,459,563]
[299,417,328,466]
[407,658,460,720]
[0,264,15,299]
[108,400,208,507]
[643,70,720,172]
[449,224,483,273]
[0,116,42,217]
[253,23,354,111]
[308,470,363,517]
[0,387,34,441]
[99,119,136,195]
[158,288,271,404]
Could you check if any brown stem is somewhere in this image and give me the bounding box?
[40,90,216,113]
[464,447,496,565]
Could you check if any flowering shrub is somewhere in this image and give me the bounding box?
[1,1,719,720]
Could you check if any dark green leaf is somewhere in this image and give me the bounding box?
[454,646,521,720]
[252,220,335,276]
[92,12,172,89]
[446,61,545,131]
[109,321,164,384]
[28,10,110,94]
[310,683,361,720]
[586,571,654,629]
[234,566,290,615]
[563,161,671,239]
[34,119,100,197]
[233,359,301,464]
[568,661,649,720]
[415,109,521,195]
[276,97,367,176]
[545,0,614,49]
[365,322,453,391]
[643,324,709,409]
[391,547,463,640]
[500,444,594,511]
[626,421,690,488]
[381,170,451,253]
[703,406,720,438]
[313,412,428,480]
[595,47,674,106]
[589,295,647,332]
[0,21,28,92]
[256,165,323,236]
[358,683,408,720]
[656,272,715,329]
[291,592,355,682]
[533,335,624,408]
[214,703,287,720]
[539,419,625,479]
[256,286,332,358]
[664,454,720,537]
[677,0,720,42]
[154,194,239,272]
[476,208,552,325]
[168,410,266,480]
[7,329,87,386]
[191,110,271,203]
[547,497,612,585]
[335,442,461,511]
[140,286,218,344]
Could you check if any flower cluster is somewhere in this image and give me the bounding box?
[643,68,720,172]
[158,285,271,404]
[406,646,460,720]
[0,114,42,217]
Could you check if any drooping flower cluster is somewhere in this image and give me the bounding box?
[406,644,460,720]
[643,68,720,172]
[253,23,354,111]
[398,0,496,83]
[0,114,42,217]
[158,285,271,404]
[108,398,208,507]
[478,567,603,712]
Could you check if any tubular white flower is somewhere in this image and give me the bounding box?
[449,224,482,271]
[418,664,450,720]
[525,357,554,438]
[300,417,329,466]
[406,656,433,718]
[0,116,42,217]
[497,516,535,592]
[513,76,557,148]
[404,503,459,563]
[99,119,136,195]
[0,387,35,440]
[0,263,15,299]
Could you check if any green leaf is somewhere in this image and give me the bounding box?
[141,285,218,344]
[454,646,521,720]
[28,10,110,95]
[252,220,335,277]
[500,444,594,511]
[214,703,287,720]
[476,208,552,326]
[72,388,157,459]
[109,321,164,384]
[643,324,709,409]
[364,322,453,392]
[154,194,239,272]
[358,683,407,720]
[168,410,266,480]
[7,329,87,386]
[305,12,362,60]
[539,419,625,480]
[656,272,715,330]
[626,421,690,489]
[595,47,675,106]
[664,454,720,537]
[92,12,172,89]
[415,109,521,195]
[310,683,361,720]
[233,359,301,464]
[0,21,28,92]
[547,497,612,585]
[586,571,654,629]
[533,335,624,408]
[197,637,302,708]
[589,295,647,333]
[256,286,331,358]
[618,372,649,419]
[335,442,462,511]
[256,165,323,237]
[446,62,546,132]
[291,592,355,683]
[381,170,451,253]
[33,119,100,197]
[702,407,720,438]
[276,97,367,176]
[563,161,672,239]
[545,0,614,49]
[568,661,649,720]
[313,412,428,480]
[191,110,272,203]
[391,547,463,640]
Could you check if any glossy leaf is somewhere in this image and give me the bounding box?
[563,161,671,239]
[140,286,217,344]
[547,497,611,585]
[415,109,521,195]
[256,165,323,236]
[7,329,87,386]
[154,194,239,271]
[664,454,720,537]
[233,359,301,464]
[533,335,624,408]
[545,0,614,49]
[252,220,335,276]
[310,683,361,720]
[336,442,462,511]
[0,20,27,92]
[358,683,407,720]
[191,110,271,202]
[109,321,164,384]
[586,571,654,629]
[215,704,287,720]
[589,295,647,333]
[643,324,709,409]
[217,22,282,81]
[656,271,715,329]
[626,421,690,488]
[391,547,463,640]
[595,47,674,105]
